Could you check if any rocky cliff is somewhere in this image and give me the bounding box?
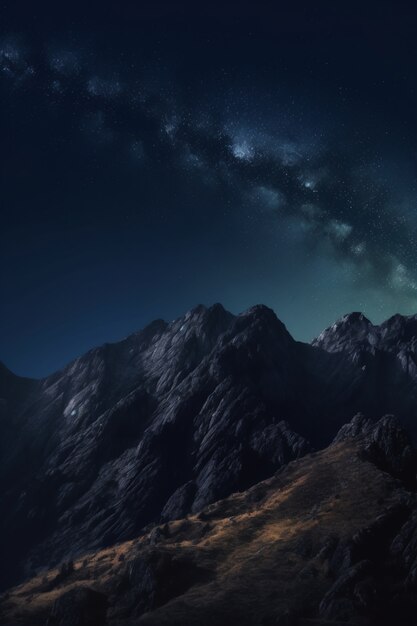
[2,304,417,594]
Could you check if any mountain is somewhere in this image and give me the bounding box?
[311,311,417,434]
[2,304,417,597]
[2,415,417,626]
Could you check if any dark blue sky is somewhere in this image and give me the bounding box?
[1,1,417,377]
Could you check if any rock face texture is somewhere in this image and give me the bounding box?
[2,416,417,626]
[3,304,417,592]
[334,413,417,485]
[311,311,417,433]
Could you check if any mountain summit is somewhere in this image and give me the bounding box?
[2,304,417,595]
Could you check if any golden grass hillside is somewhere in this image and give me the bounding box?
[0,437,414,626]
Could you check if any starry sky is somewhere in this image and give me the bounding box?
[1,1,417,377]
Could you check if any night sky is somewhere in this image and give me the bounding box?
[1,1,417,377]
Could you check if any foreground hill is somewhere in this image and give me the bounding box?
[1,415,417,626]
[3,304,417,591]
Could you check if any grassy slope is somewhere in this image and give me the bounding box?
[0,440,407,625]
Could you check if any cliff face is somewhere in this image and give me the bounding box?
[2,304,417,592]
[2,415,417,626]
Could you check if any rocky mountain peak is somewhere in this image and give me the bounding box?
[312,312,375,352]
[234,304,292,344]
[4,303,417,595]
[313,311,417,357]
[176,302,234,339]
[378,313,417,350]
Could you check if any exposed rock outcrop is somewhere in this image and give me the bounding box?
[2,421,417,626]
[335,413,417,485]
[3,304,417,593]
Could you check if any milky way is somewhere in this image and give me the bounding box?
[1,2,417,376]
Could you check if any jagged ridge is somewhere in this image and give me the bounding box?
[3,304,417,592]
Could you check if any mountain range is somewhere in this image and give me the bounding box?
[2,304,417,625]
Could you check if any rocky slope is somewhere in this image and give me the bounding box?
[311,312,417,433]
[3,304,417,594]
[2,415,417,626]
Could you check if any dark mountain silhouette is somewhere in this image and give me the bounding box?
[2,303,417,597]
